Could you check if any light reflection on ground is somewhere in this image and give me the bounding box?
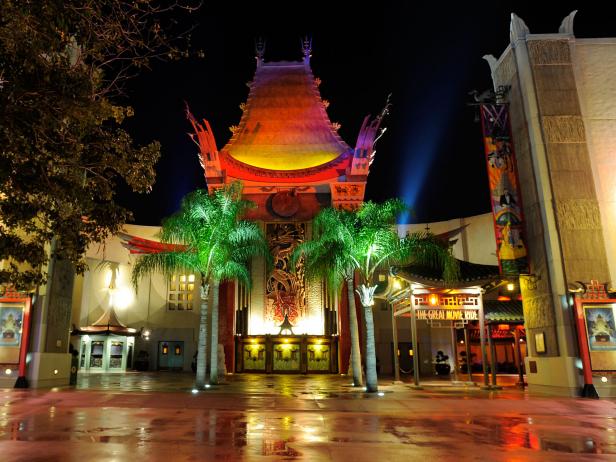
[0,373,613,460]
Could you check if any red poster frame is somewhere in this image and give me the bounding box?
[573,295,616,397]
[0,291,32,385]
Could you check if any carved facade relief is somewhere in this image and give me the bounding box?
[265,223,306,327]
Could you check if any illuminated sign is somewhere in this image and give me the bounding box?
[415,309,478,321]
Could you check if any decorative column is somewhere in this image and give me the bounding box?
[390,302,400,382]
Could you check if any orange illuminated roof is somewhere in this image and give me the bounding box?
[222,61,351,171]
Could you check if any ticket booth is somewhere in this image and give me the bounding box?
[72,307,138,373]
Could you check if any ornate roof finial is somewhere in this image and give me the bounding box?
[255,37,266,67]
[301,35,312,65]
[559,10,577,35]
[510,13,530,43]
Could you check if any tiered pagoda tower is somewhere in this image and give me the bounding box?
[188,40,387,374]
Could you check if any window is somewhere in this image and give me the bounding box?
[168,274,195,310]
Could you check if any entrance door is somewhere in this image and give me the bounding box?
[396,342,414,375]
[158,341,184,370]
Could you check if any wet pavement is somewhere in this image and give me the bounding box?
[0,373,615,461]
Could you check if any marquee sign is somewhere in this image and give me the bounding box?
[412,293,480,322]
[415,309,478,321]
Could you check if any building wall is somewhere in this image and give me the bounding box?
[71,224,200,372]
[485,16,615,395]
[398,212,498,266]
[574,38,616,285]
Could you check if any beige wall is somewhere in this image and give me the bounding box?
[397,212,498,266]
[574,38,616,286]
[72,225,200,371]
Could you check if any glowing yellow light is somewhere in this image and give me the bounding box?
[312,344,322,351]
[602,376,609,383]
[429,294,439,306]
[507,283,515,292]
[283,338,289,343]
[113,287,134,310]
[409,349,413,357]
[393,278,402,291]
[229,148,339,171]
[53,369,58,375]
[4,369,10,375]
[280,344,292,350]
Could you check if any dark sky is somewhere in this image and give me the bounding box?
[118,2,616,225]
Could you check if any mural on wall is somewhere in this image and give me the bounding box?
[243,344,266,371]
[0,304,23,347]
[307,344,330,371]
[273,343,300,371]
[265,223,306,327]
[480,103,529,275]
[584,304,616,371]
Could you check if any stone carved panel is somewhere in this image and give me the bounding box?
[522,295,556,330]
[45,258,75,353]
[528,40,571,65]
[541,116,586,143]
[554,199,602,230]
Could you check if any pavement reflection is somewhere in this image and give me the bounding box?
[0,373,614,461]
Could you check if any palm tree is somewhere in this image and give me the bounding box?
[297,199,459,392]
[131,183,268,387]
[292,208,364,387]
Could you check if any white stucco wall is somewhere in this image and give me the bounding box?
[574,38,616,286]
[397,212,498,266]
[73,225,200,370]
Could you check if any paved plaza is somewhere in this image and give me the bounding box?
[0,373,614,461]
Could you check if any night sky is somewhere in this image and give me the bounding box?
[118,2,616,225]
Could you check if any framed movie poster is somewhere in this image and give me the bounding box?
[0,302,25,364]
[584,304,616,371]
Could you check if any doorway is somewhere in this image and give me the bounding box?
[158,341,184,370]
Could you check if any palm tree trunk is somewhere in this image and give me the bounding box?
[209,280,220,385]
[363,304,378,392]
[196,282,210,388]
[356,284,378,392]
[346,277,363,387]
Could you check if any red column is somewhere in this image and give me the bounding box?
[218,281,236,374]
[574,296,598,397]
[18,296,32,380]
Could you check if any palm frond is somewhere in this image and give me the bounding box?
[131,251,194,291]
[130,181,268,290]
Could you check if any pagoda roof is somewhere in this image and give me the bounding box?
[392,259,502,289]
[484,299,524,323]
[221,60,352,173]
[72,307,139,337]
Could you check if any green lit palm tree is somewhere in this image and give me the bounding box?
[131,183,268,387]
[292,208,364,387]
[296,199,459,392]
